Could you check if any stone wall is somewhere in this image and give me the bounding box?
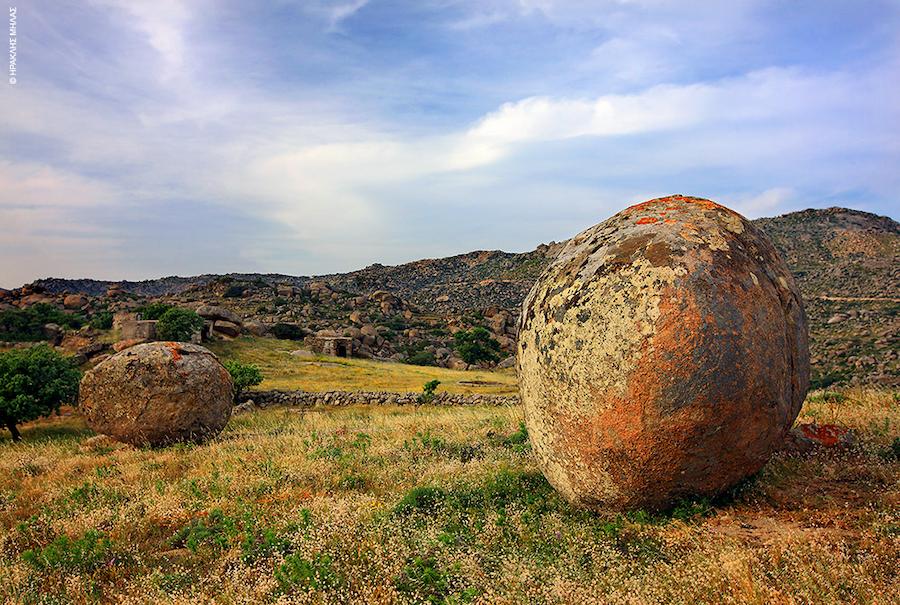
[240,389,520,408]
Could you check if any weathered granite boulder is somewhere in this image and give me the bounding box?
[243,319,268,336]
[518,195,809,511]
[63,294,88,309]
[196,305,242,326]
[79,342,233,446]
[212,320,241,338]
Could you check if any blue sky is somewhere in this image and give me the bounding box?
[1,0,898,288]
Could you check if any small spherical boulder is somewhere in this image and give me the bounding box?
[517,195,809,511]
[79,342,233,446]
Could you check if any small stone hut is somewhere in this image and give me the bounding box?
[307,336,353,357]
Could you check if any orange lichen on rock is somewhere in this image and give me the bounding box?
[635,216,659,225]
[166,342,183,361]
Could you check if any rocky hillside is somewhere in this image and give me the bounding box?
[753,208,899,388]
[754,207,899,298]
[15,207,900,386]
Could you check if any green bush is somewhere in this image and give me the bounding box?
[275,553,340,592]
[223,360,263,401]
[0,344,81,441]
[156,308,203,342]
[21,530,116,572]
[272,323,304,340]
[89,310,114,330]
[170,508,305,564]
[0,303,83,342]
[394,486,448,515]
[135,302,173,320]
[395,555,451,604]
[452,327,501,365]
[418,379,441,404]
[807,390,848,405]
[171,508,237,553]
[407,351,437,366]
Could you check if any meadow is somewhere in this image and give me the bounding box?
[206,337,518,395]
[0,384,897,604]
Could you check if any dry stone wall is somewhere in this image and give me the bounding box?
[241,389,519,408]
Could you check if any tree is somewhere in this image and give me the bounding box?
[223,360,263,402]
[0,345,81,442]
[156,308,204,342]
[452,327,501,365]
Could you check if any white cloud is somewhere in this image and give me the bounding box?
[0,161,117,208]
[90,0,194,81]
[732,187,795,217]
[0,162,122,287]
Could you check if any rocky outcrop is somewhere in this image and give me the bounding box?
[196,305,242,325]
[518,196,810,511]
[79,342,233,446]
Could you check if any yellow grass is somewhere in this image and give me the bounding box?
[0,389,897,604]
[207,336,519,395]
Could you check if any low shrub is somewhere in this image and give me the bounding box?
[501,422,529,451]
[223,360,263,401]
[417,379,440,404]
[807,390,848,404]
[407,350,437,367]
[170,508,302,564]
[394,555,451,604]
[275,553,340,592]
[89,310,114,330]
[21,530,118,572]
[223,284,246,298]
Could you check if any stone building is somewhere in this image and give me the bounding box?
[307,336,353,358]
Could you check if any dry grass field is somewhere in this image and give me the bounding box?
[207,337,518,395]
[0,386,897,604]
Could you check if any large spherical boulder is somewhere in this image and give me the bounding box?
[79,342,233,446]
[518,195,809,511]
